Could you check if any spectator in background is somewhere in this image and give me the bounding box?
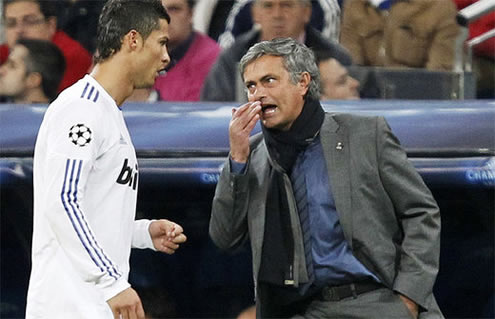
[0,38,65,103]
[192,0,236,41]
[0,0,92,92]
[153,0,221,101]
[453,0,494,98]
[316,50,360,99]
[57,0,106,55]
[216,0,342,49]
[340,0,460,71]
[201,0,351,102]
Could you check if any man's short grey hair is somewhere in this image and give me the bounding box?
[239,37,320,100]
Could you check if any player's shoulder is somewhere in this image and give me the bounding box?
[41,79,112,142]
[55,76,104,107]
[48,76,107,120]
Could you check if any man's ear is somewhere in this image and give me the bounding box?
[298,72,311,96]
[251,2,260,24]
[123,30,142,51]
[26,72,42,89]
[46,16,57,39]
[302,5,312,25]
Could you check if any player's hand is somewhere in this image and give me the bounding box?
[107,287,144,319]
[399,294,419,319]
[229,101,261,163]
[149,219,187,254]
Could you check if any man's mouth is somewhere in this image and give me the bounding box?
[261,104,277,114]
[157,69,167,76]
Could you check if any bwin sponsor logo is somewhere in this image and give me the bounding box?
[117,159,138,190]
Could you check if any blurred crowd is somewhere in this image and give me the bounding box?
[0,0,493,104]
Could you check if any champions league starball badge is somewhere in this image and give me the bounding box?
[69,124,92,147]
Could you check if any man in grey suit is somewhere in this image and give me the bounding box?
[209,38,443,318]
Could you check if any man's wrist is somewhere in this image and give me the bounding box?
[230,156,247,174]
[230,152,247,163]
[398,294,419,318]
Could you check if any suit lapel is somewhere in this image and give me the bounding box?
[320,114,353,248]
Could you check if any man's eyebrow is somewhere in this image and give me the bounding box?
[260,74,276,81]
[245,73,276,85]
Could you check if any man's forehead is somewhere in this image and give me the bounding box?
[9,45,28,65]
[11,45,28,57]
[5,0,42,16]
[244,55,285,78]
[163,0,186,6]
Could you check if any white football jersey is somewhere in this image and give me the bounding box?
[26,75,154,318]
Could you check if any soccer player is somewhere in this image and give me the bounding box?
[26,1,186,318]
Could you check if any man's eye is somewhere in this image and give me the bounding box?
[5,19,16,28]
[281,2,295,9]
[246,84,256,92]
[166,6,180,13]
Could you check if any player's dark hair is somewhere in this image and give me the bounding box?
[94,0,170,63]
[17,38,66,101]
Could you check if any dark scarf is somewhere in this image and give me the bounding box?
[258,98,325,316]
[261,98,325,172]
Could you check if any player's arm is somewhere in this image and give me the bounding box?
[40,109,130,302]
[132,219,187,253]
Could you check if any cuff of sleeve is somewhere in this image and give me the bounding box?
[393,276,429,311]
[229,157,247,175]
[101,277,131,301]
[132,219,156,250]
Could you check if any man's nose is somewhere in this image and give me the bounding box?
[350,76,360,90]
[273,4,283,17]
[162,47,170,66]
[10,25,24,38]
[249,86,266,102]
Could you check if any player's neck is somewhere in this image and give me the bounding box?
[90,60,134,107]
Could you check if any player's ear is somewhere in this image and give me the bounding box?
[123,30,142,51]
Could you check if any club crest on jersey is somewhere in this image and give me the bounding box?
[69,124,92,147]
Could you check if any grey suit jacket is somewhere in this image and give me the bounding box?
[210,113,442,317]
